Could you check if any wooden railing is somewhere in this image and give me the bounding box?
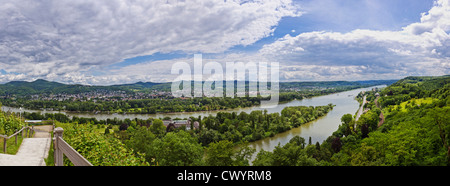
[53,127,92,166]
[0,126,34,153]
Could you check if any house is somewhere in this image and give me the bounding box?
[162,118,199,130]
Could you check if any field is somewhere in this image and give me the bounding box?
[395,98,438,112]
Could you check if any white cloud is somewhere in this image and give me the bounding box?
[1,0,448,85]
[0,0,301,84]
[257,0,450,81]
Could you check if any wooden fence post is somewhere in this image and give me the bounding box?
[30,126,34,138]
[3,138,6,153]
[54,127,64,166]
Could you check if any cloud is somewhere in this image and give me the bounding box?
[1,0,448,85]
[0,0,301,84]
[48,0,450,85]
[257,0,450,81]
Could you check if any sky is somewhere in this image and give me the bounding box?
[0,0,449,85]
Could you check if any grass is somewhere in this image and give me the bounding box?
[395,98,437,112]
[0,134,25,154]
[45,131,54,166]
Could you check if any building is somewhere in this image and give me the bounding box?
[162,118,199,130]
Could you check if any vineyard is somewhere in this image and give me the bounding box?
[0,106,25,154]
[0,103,25,136]
[0,112,24,136]
[53,122,148,166]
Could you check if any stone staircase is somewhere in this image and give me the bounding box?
[0,125,52,166]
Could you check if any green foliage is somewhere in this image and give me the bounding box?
[125,126,157,163]
[205,140,255,166]
[356,109,379,132]
[339,106,449,166]
[0,111,24,136]
[1,79,393,114]
[61,123,148,166]
[252,136,320,166]
[205,140,236,166]
[198,105,334,146]
[120,104,334,165]
[379,76,450,108]
[8,76,449,166]
[149,119,166,137]
[341,114,353,125]
[150,131,204,166]
[328,76,450,166]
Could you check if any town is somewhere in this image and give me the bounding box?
[27,89,173,102]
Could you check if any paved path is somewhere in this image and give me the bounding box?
[354,95,367,129]
[355,95,367,122]
[0,125,52,166]
[375,96,385,127]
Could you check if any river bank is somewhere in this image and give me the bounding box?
[2,85,385,154]
[246,85,386,158]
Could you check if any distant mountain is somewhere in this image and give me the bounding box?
[354,80,398,86]
[0,78,398,97]
[4,79,66,91]
[113,81,164,88]
[0,78,175,96]
[0,79,121,96]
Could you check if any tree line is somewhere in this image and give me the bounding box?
[2,83,367,114]
[36,76,450,166]
[49,104,334,166]
[207,75,449,166]
[122,104,334,165]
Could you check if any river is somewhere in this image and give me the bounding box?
[2,85,385,153]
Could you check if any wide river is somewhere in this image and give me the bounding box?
[2,85,385,153]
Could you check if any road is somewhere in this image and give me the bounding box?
[355,95,366,127]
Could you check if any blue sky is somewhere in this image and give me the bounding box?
[0,0,448,85]
[119,0,436,66]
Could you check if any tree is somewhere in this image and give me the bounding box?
[271,143,303,166]
[289,136,306,149]
[198,128,221,146]
[331,137,342,153]
[166,123,176,133]
[341,114,353,125]
[151,131,203,166]
[264,137,319,166]
[430,107,450,165]
[150,119,166,137]
[232,143,256,166]
[361,124,369,138]
[119,123,129,131]
[357,110,379,132]
[125,126,156,163]
[350,143,380,166]
[252,150,274,166]
[104,126,111,135]
[205,140,235,166]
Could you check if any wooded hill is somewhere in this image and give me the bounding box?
[0,79,396,96]
[252,75,450,166]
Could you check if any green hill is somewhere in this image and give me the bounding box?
[0,79,396,97]
[0,79,165,96]
[328,75,450,165]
